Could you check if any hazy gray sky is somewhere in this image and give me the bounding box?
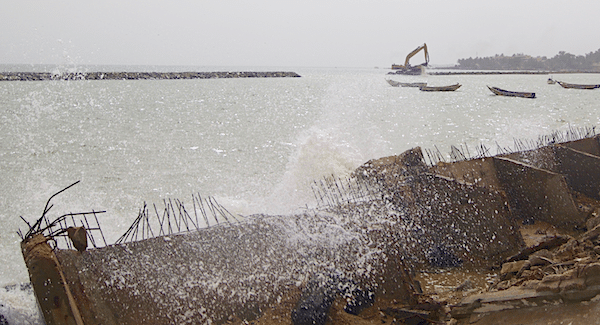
[2,0,599,68]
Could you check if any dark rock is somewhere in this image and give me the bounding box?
[67,226,87,252]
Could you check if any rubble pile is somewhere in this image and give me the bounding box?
[350,132,600,324]
[447,213,600,322]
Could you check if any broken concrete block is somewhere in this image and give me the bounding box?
[502,145,558,172]
[537,276,561,293]
[20,234,85,324]
[431,157,503,190]
[558,136,600,157]
[496,280,513,291]
[582,224,600,242]
[404,174,522,268]
[524,269,546,283]
[553,146,600,201]
[450,298,483,319]
[501,260,529,277]
[529,255,554,267]
[531,248,554,260]
[553,239,583,262]
[582,263,600,286]
[353,147,427,184]
[560,278,586,292]
[522,279,542,290]
[587,214,600,231]
[494,157,586,228]
[507,235,569,262]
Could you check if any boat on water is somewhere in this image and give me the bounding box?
[557,81,600,89]
[400,82,427,88]
[547,78,556,84]
[419,83,461,92]
[386,79,401,87]
[386,80,427,88]
[487,86,536,98]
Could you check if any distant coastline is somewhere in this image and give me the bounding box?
[451,49,600,72]
[0,71,301,81]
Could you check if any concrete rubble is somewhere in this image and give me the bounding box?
[19,132,600,324]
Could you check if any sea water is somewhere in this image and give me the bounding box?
[1,67,599,323]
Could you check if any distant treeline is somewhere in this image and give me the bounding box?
[456,49,600,71]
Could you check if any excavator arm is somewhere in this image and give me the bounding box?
[391,43,429,74]
[403,43,429,68]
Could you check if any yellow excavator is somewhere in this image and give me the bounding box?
[391,43,429,75]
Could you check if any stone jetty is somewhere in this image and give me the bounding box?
[0,71,301,81]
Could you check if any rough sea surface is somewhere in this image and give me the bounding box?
[1,66,599,323]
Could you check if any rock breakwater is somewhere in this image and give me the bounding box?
[0,71,301,81]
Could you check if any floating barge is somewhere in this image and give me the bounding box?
[20,128,600,324]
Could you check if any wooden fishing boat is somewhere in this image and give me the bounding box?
[419,83,461,92]
[487,86,535,98]
[386,79,401,87]
[386,80,427,88]
[399,82,427,88]
[557,81,600,89]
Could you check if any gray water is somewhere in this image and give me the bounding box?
[1,67,599,323]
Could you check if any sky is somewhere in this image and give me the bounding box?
[1,0,600,68]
